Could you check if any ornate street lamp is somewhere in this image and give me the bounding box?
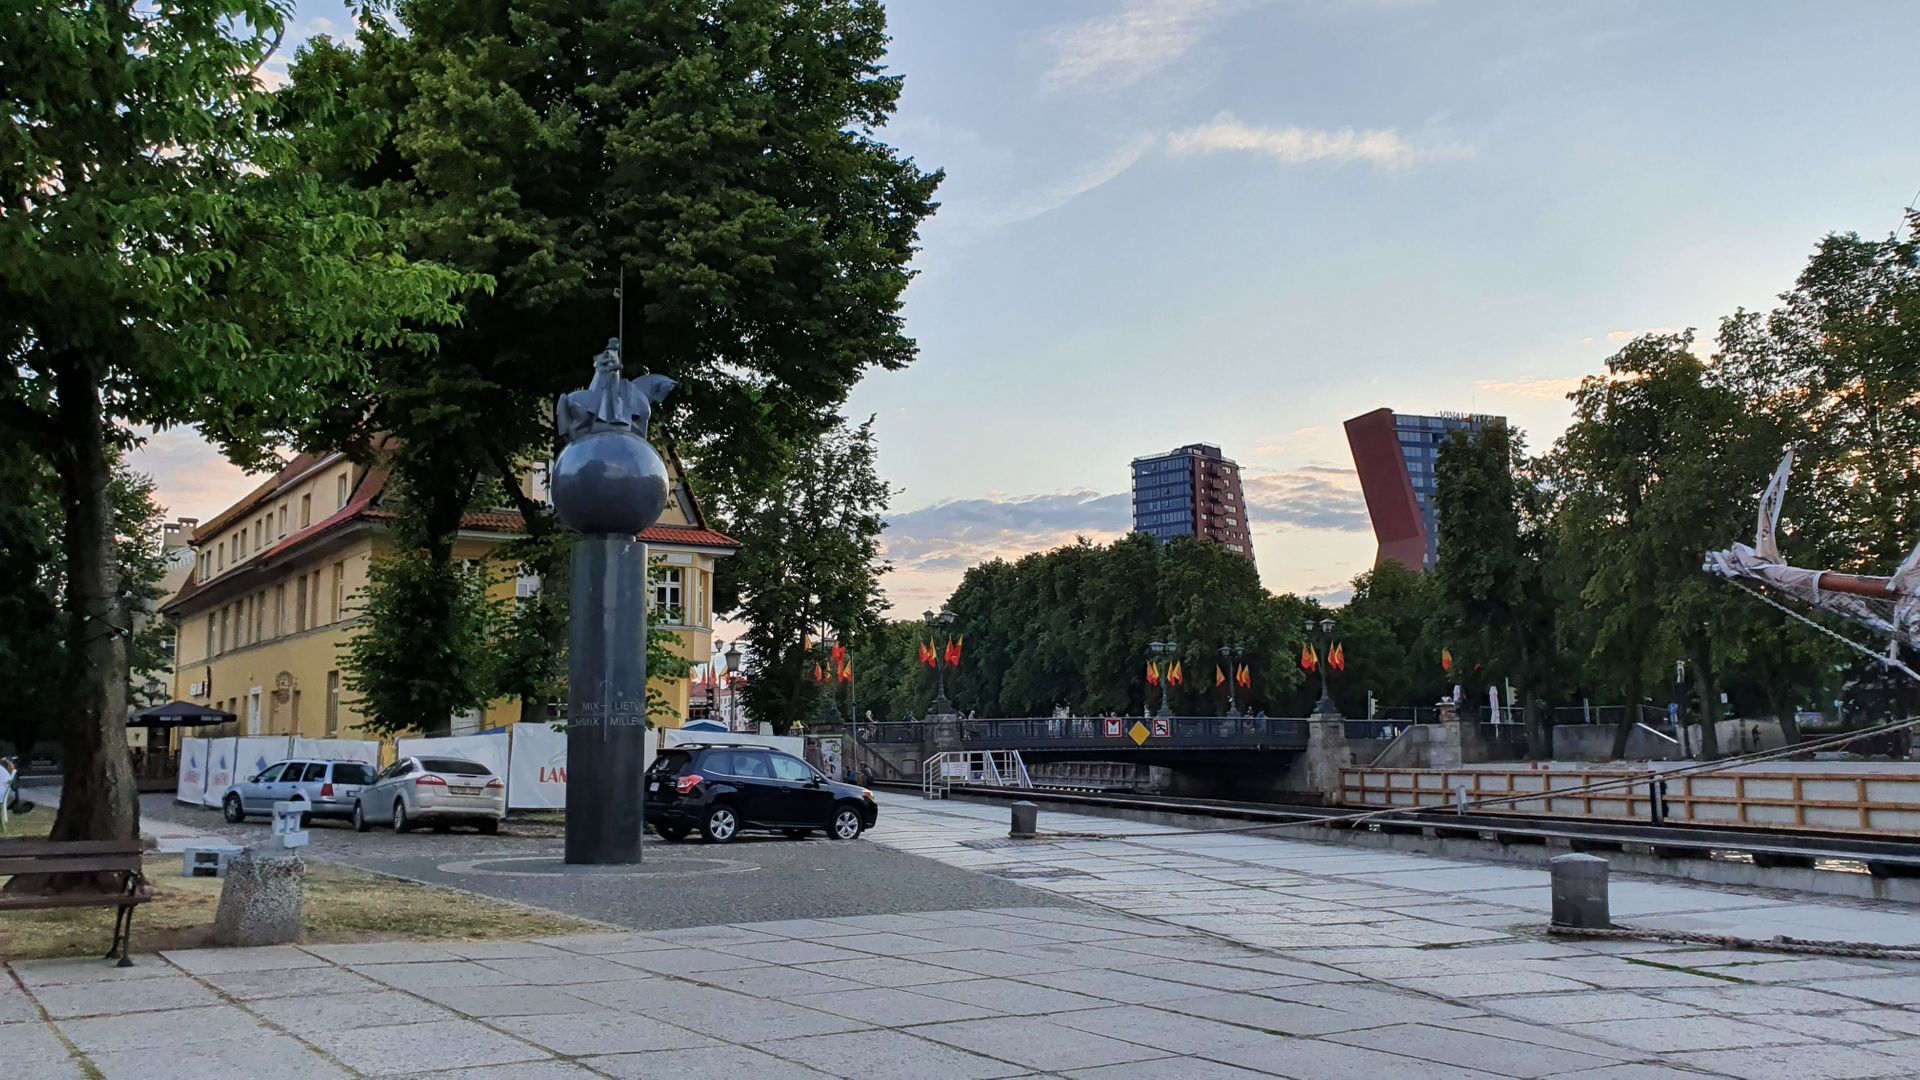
[722,641,743,730]
[1303,617,1338,717]
[924,607,957,715]
[1219,643,1245,718]
[1148,640,1178,718]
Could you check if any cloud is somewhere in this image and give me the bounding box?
[1240,465,1371,532]
[1604,326,1681,342]
[1475,376,1584,401]
[1166,112,1470,170]
[882,490,1134,575]
[987,135,1159,227]
[129,427,267,523]
[1044,0,1249,93]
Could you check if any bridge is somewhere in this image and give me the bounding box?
[857,715,1308,758]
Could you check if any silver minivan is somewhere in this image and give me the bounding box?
[222,759,376,824]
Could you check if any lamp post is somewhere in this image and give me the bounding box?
[721,638,741,730]
[1303,617,1337,717]
[924,607,957,715]
[1219,644,1244,718]
[1148,640,1178,718]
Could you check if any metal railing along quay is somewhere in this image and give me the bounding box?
[858,715,1309,752]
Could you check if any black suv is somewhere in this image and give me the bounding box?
[645,744,878,843]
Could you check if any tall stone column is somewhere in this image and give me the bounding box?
[551,338,677,865]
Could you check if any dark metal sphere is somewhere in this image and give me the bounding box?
[551,430,670,536]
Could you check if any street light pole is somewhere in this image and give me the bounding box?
[1219,643,1244,718]
[1304,617,1337,717]
[924,607,957,716]
[1148,640,1177,718]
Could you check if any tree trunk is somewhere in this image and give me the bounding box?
[5,360,139,895]
[1610,667,1642,760]
[1691,638,1720,760]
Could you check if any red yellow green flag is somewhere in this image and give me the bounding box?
[1301,644,1318,672]
[1169,661,1184,686]
[1146,661,1160,687]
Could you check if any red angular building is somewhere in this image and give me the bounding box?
[1345,408,1503,571]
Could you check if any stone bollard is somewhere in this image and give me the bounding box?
[1549,852,1610,929]
[212,851,306,946]
[1009,801,1038,839]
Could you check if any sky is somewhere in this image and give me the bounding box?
[135,0,1920,618]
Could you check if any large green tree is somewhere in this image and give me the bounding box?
[1433,421,1558,756]
[733,419,891,733]
[1,0,464,853]
[286,0,941,715]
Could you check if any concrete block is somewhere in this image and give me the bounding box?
[1009,801,1038,838]
[1550,852,1610,929]
[212,852,306,947]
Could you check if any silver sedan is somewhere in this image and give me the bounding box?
[351,756,505,834]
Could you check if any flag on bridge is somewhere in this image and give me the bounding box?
[1215,665,1226,687]
[944,637,962,667]
[839,659,853,683]
[830,641,846,666]
[813,662,825,682]
[1329,643,1345,673]
[1441,647,1453,673]
[1168,661,1184,686]
[1237,664,1252,689]
[920,641,937,669]
[1301,643,1318,672]
[1145,661,1160,687]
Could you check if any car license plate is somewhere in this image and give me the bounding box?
[451,785,482,795]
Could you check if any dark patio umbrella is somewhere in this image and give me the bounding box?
[127,700,236,727]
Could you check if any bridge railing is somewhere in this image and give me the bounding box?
[856,716,1308,751]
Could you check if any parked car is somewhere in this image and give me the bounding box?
[645,743,877,843]
[222,759,377,824]
[352,756,504,834]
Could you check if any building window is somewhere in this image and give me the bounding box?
[651,567,682,616]
[516,573,541,599]
[274,584,286,637]
[234,598,247,647]
[278,505,287,537]
[325,671,340,737]
[331,561,344,622]
[337,474,349,509]
[216,545,225,572]
[204,615,215,660]
[254,592,266,641]
[217,607,229,654]
[311,570,322,626]
[295,576,309,632]
[300,494,312,528]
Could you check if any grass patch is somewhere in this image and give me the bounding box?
[1,856,600,962]
[0,804,56,841]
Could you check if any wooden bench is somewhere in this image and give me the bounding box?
[0,839,154,966]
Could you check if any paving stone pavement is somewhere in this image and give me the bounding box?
[7,792,1920,1077]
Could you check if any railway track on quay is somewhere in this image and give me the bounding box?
[876,780,1920,901]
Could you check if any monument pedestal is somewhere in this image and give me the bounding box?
[565,536,652,865]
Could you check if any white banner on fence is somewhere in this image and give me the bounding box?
[508,725,567,809]
[176,737,208,805]
[396,732,510,784]
[235,737,293,785]
[290,738,380,766]
[201,737,238,808]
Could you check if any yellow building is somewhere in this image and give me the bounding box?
[161,449,736,739]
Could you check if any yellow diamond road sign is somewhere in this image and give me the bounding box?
[1129,721,1151,746]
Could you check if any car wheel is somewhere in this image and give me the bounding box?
[477,818,499,835]
[223,794,245,823]
[700,804,739,843]
[828,804,863,840]
[657,823,691,842]
[352,802,370,832]
[782,828,812,840]
[393,799,412,833]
